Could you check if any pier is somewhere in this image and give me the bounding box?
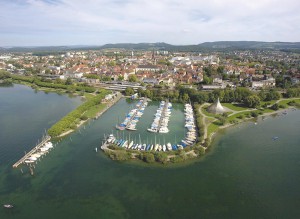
[100,140,110,151]
[12,135,51,168]
[157,100,170,131]
[125,98,148,130]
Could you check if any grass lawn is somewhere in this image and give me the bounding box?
[260,100,277,106]
[222,103,248,111]
[83,103,107,118]
[277,98,300,107]
[201,106,218,118]
[207,123,220,137]
[227,111,253,122]
[205,117,215,123]
[258,108,276,114]
[84,93,95,100]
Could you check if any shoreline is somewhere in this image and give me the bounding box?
[101,101,299,164]
[207,106,297,146]
[57,92,123,138]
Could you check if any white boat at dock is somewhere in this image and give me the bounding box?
[24,160,35,164]
[148,100,172,133]
[128,141,134,149]
[116,98,148,131]
[167,143,172,151]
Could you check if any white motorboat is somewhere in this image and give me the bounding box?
[167,143,172,151]
[3,204,13,209]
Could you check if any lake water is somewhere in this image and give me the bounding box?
[0,85,300,219]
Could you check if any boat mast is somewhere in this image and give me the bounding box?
[139,134,141,145]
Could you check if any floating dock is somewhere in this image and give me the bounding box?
[12,135,51,168]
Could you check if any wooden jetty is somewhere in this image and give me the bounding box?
[100,140,109,150]
[12,135,51,168]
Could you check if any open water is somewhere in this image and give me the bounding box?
[0,84,300,219]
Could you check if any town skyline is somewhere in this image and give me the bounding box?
[1,0,300,47]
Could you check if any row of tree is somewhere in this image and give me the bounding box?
[128,84,286,108]
[7,73,96,93]
[286,88,300,98]
[136,86,282,108]
[48,90,110,137]
[193,103,205,143]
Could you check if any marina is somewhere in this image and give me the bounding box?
[103,102,197,152]
[104,133,179,151]
[181,103,197,146]
[116,98,148,131]
[1,85,300,219]
[147,100,172,133]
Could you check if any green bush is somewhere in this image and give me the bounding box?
[170,156,184,163]
[109,150,131,161]
[80,115,88,120]
[262,103,269,108]
[194,146,206,156]
[251,111,258,117]
[155,152,168,164]
[237,115,244,119]
[143,153,155,163]
[270,103,279,110]
[288,100,296,106]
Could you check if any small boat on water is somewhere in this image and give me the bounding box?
[272,136,279,141]
[3,204,14,209]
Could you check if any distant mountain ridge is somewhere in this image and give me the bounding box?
[1,41,300,53]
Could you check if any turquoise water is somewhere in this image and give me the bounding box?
[0,85,300,218]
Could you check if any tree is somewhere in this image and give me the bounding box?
[244,94,261,108]
[270,103,279,110]
[235,87,252,102]
[217,66,225,74]
[222,73,229,80]
[143,153,155,163]
[203,66,213,77]
[155,152,168,164]
[182,93,189,102]
[144,89,153,99]
[202,76,213,85]
[45,69,51,74]
[118,75,124,81]
[266,89,281,101]
[194,145,206,156]
[65,78,73,85]
[128,74,138,82]
[124,87,134,96]
[55,78,63,84]
[286,88,300,98]
[101,76,111,81]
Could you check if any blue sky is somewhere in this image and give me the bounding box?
[1,0,299,46]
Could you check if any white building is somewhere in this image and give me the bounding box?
[252,78,276,89]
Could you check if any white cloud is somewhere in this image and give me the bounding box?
[0,0,299,46]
